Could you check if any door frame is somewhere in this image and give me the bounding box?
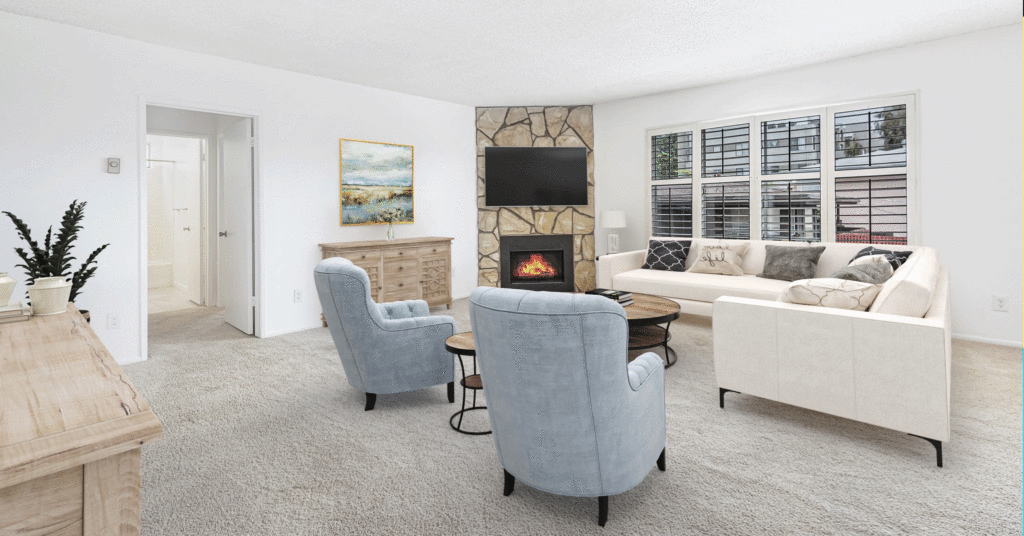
[146,131,210,306]
[137,97,264,362]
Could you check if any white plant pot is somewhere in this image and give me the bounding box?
[28,276,72,315]
[0,272,14,306]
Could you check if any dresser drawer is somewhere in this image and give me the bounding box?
[383,248,416,261]
[417,244,448,257]
[383,257,418,276]
[342,250,381,263]
[383,273,420,294]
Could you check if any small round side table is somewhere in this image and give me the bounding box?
[444,332,491,435]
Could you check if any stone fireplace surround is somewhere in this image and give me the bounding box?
[477,105,595,293]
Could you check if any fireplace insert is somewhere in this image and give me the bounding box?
[499,235,574,292]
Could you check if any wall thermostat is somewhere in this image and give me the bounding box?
[107,158,120,174]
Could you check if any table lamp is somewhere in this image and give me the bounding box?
[600,210,627,254]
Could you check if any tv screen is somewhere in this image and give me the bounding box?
[485,147,588,207]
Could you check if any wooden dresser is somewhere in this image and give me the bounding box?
[319,237,454,310]
[0,305,163,536]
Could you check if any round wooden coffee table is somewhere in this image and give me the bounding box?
[623,294,680,368]
[444,332,490,435]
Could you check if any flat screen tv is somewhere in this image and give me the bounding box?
[485,147,588,207]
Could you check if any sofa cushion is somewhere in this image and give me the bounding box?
[758,245,827,281]
[867,248,939,317]
[741,240,810,275]
[849,246,914,271]
[830,262,893,284]
[813,243,919,278]
[641,240,690,271]
[613,269,789,303]
[787,278,883,311]
[687,243,748,276]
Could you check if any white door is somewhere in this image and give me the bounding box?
[218,118,254,335]
[169,137,202,305]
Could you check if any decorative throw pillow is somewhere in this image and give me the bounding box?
[641,240,691,271]
[848,247,913,271]
[830,262,893,284]
[687,243,748,276]
[757,245,827,281]
[787,278,883,311]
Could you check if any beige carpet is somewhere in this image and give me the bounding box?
[129,301,1022,535]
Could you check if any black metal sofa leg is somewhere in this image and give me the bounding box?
[909,434,943,467]
[503,469,515,496]
[364,393,376,411]
[719,388,739,409]
[598,496,608,526]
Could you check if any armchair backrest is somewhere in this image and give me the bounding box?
[314,257,390,389]
[468,287,631,496]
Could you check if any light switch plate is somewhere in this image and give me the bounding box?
[107,158,120,174]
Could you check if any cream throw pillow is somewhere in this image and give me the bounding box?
[786,278,883,311]
[687,243,748,276]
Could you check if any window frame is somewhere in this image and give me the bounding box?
[645,93,919,245]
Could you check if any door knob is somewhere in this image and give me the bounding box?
[219,231,228,237]
[183,227,190,231]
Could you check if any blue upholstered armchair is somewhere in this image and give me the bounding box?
[468,287,666,526]
[314,257,456,411]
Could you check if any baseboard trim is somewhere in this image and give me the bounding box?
[952,333,1022,348]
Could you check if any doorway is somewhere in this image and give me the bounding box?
[144,104,258,350]
[146,134,205,313]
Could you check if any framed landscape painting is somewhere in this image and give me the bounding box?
[340,139,414,225]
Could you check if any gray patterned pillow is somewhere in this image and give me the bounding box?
[830,262,893,284]
[757,245,827,281]
[642,240,691,271]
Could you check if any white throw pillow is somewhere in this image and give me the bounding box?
[786,278,883,311]
[687,243,748,276]
[849,254,893,269]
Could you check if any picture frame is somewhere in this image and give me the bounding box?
[339,138,414,226]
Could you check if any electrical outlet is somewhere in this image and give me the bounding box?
[294,289,303,303]
[106,313,120,329]
[992,295,1009,312]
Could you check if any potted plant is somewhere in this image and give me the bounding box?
[3,200,109,319]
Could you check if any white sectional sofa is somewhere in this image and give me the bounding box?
[597,239,951,466]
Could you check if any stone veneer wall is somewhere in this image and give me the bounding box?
[476,105,595,292]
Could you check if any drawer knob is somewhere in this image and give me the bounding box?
[399,283,404,287]
[398,266,403,270]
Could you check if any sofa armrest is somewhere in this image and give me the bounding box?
[712,295,951,442]
[377,299,430,319]
[597,249,646,288]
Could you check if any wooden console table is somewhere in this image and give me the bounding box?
[319,237,453,323]
[0,305,163,535]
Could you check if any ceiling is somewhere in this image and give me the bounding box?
[0,1,1015,106]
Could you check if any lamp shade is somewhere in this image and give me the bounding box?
[600,210,627,229]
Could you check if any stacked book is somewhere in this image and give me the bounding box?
[0,301,31,324]
[585,288,633,307]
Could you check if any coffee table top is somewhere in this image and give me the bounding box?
[622,293,681,327]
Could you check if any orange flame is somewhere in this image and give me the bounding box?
[513,254,557,278]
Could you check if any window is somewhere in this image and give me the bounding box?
[761,116,820,174]
[761,179,821,241]
[834,105,906,170]
[702,124,749,177]
[648,95,915,245]
[834,175,907,245]
[651,184,692,237]
[651,132,692,180]
[702,181,750,239]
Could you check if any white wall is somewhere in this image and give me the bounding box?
[0,12,478,363]
[594,24,1023,346]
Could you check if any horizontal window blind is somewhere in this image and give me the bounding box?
[761,179,821,242]
[651,184,693,237]
[835,175,907,245]
[702,124,749,177]
[834,105,907,170]
[702,181,750,239]
[651,132,692,180]
[761,115,820,174]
